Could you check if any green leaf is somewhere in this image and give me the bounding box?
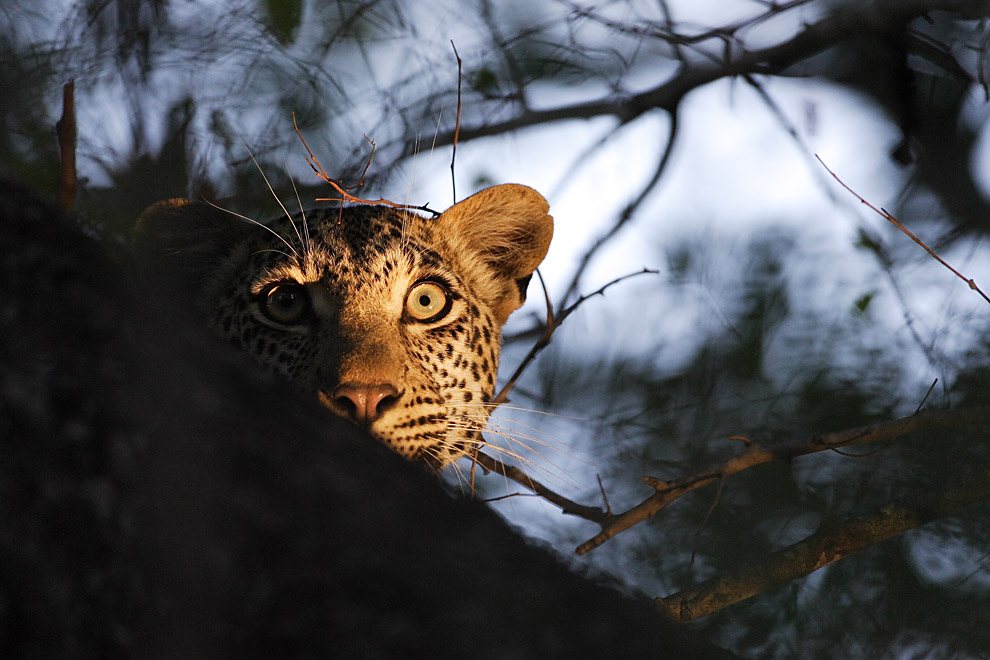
[262,0,302,45]
[853,291,876,314]
[854,228,883,256]
[473,66,498,94]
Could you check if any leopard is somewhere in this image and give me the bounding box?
[136,184,553,471]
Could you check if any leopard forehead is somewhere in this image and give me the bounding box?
[254,206,453,292]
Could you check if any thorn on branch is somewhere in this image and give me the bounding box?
[915,378,938,414]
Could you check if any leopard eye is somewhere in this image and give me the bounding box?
[262,283,310,324]
[405,280,451,323]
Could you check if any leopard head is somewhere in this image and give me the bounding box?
[136,185,553,470]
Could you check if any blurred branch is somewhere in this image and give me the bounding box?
[576,406,990,554]
[817,155,990,305]
[420,0,981,150]
[493,267,659,406]
[562,0,814,48]
[56,81,77,215]
[656,458,990,622]
[558,107,679,307]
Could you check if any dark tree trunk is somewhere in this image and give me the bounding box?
[0,177,735,659]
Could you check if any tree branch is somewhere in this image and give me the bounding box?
[558,107,679,307]
[656,458,990,622]
[416,0,979,151]
[576,406,990,554]
[474,451,609,523]
[817,155,990,305]
[493,267,659,406]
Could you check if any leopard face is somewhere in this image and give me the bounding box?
[137,185,553,470]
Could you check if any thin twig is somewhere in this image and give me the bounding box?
[450,40,462,204]
[690,475,725,567]
[477,268,660,514]
[292,112,439,215]
[491,270,554,406]
[473,451,609,523]
[816,155,990,305]
[354,135,376,190]
[559,108,679,308]
[493,267,659,406]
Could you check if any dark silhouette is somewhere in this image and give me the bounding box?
[0,177,735,658]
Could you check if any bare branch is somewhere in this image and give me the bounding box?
[292,113,441,216]
[817,155,990,305]
[561,0,814,50]
[474,451,609,523]
[576,406,990,555]
[418,0,977,150]
[493,267,659,406]
[450,40,463,204]
[656,458,990,622]
[559,109,679,307]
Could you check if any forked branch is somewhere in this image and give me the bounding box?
[473,451,609,523]
[492,267,659,406]
[292,113,439,216]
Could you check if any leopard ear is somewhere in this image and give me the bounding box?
[134,199,252,302]
[437,184,553,322]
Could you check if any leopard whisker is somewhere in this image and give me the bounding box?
[442,421,540,470]
[480,430,587,492]
[239,139,307,254]
[424,443,486,494]
[440,437,525,498]
[447,404,584,457]
[442,456,481,494]
[249,248,298,262]
[441,436,541,499]
[472,402,590,421]
[284,159,313,268]
[443,413,587,492]
[205,200,301,262]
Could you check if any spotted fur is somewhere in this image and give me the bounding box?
[136,185,553,469]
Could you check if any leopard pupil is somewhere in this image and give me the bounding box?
[418,294,431,307]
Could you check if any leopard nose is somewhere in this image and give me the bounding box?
[331,383,400,425]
